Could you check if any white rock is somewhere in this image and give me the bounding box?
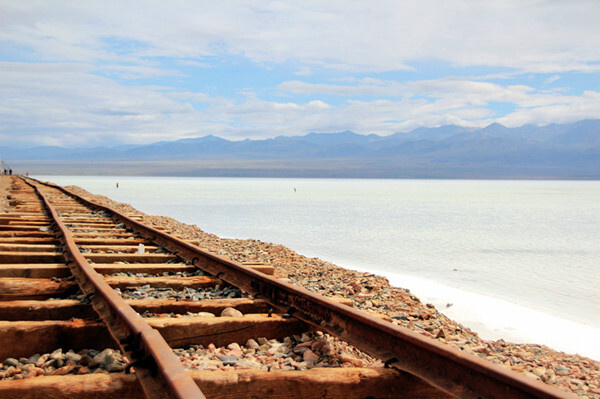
[221,307,243,318]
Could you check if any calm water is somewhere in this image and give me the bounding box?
[37,176,600,358]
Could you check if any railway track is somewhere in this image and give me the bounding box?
[0,175,573,398]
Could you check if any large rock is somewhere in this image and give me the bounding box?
[221,307,243,318]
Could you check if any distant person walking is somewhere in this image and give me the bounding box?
[8,169,11,175]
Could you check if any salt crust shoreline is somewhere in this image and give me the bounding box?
[1,177,598,397]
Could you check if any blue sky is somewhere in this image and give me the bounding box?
[1,1,600,148]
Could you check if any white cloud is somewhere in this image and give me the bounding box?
[497,90,600,127]
[277,80,405,97]
[293,66,313,76]
[99,64,182,80]
[0,61,197,146]
[277,76,586,114]
[2,1,600,72]
[544,75,560,85]
[1,1,600,147]
[2,59,599,147]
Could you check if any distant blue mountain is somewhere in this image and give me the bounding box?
[4,119,600,178]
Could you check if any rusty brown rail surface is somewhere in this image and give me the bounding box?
[0,175,575,398]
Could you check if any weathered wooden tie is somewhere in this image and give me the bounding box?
[0,275,224,298]
[0,368,450,399]
[0,298,271,321]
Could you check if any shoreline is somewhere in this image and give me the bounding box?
[61,182,600,397]
[329,261,600,359]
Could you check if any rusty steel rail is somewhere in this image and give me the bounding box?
[34,177,574,399]
[23,178,206,399]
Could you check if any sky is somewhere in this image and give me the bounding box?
[1,1,600,148]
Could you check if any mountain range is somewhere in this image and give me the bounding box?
[4,119,600,179]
